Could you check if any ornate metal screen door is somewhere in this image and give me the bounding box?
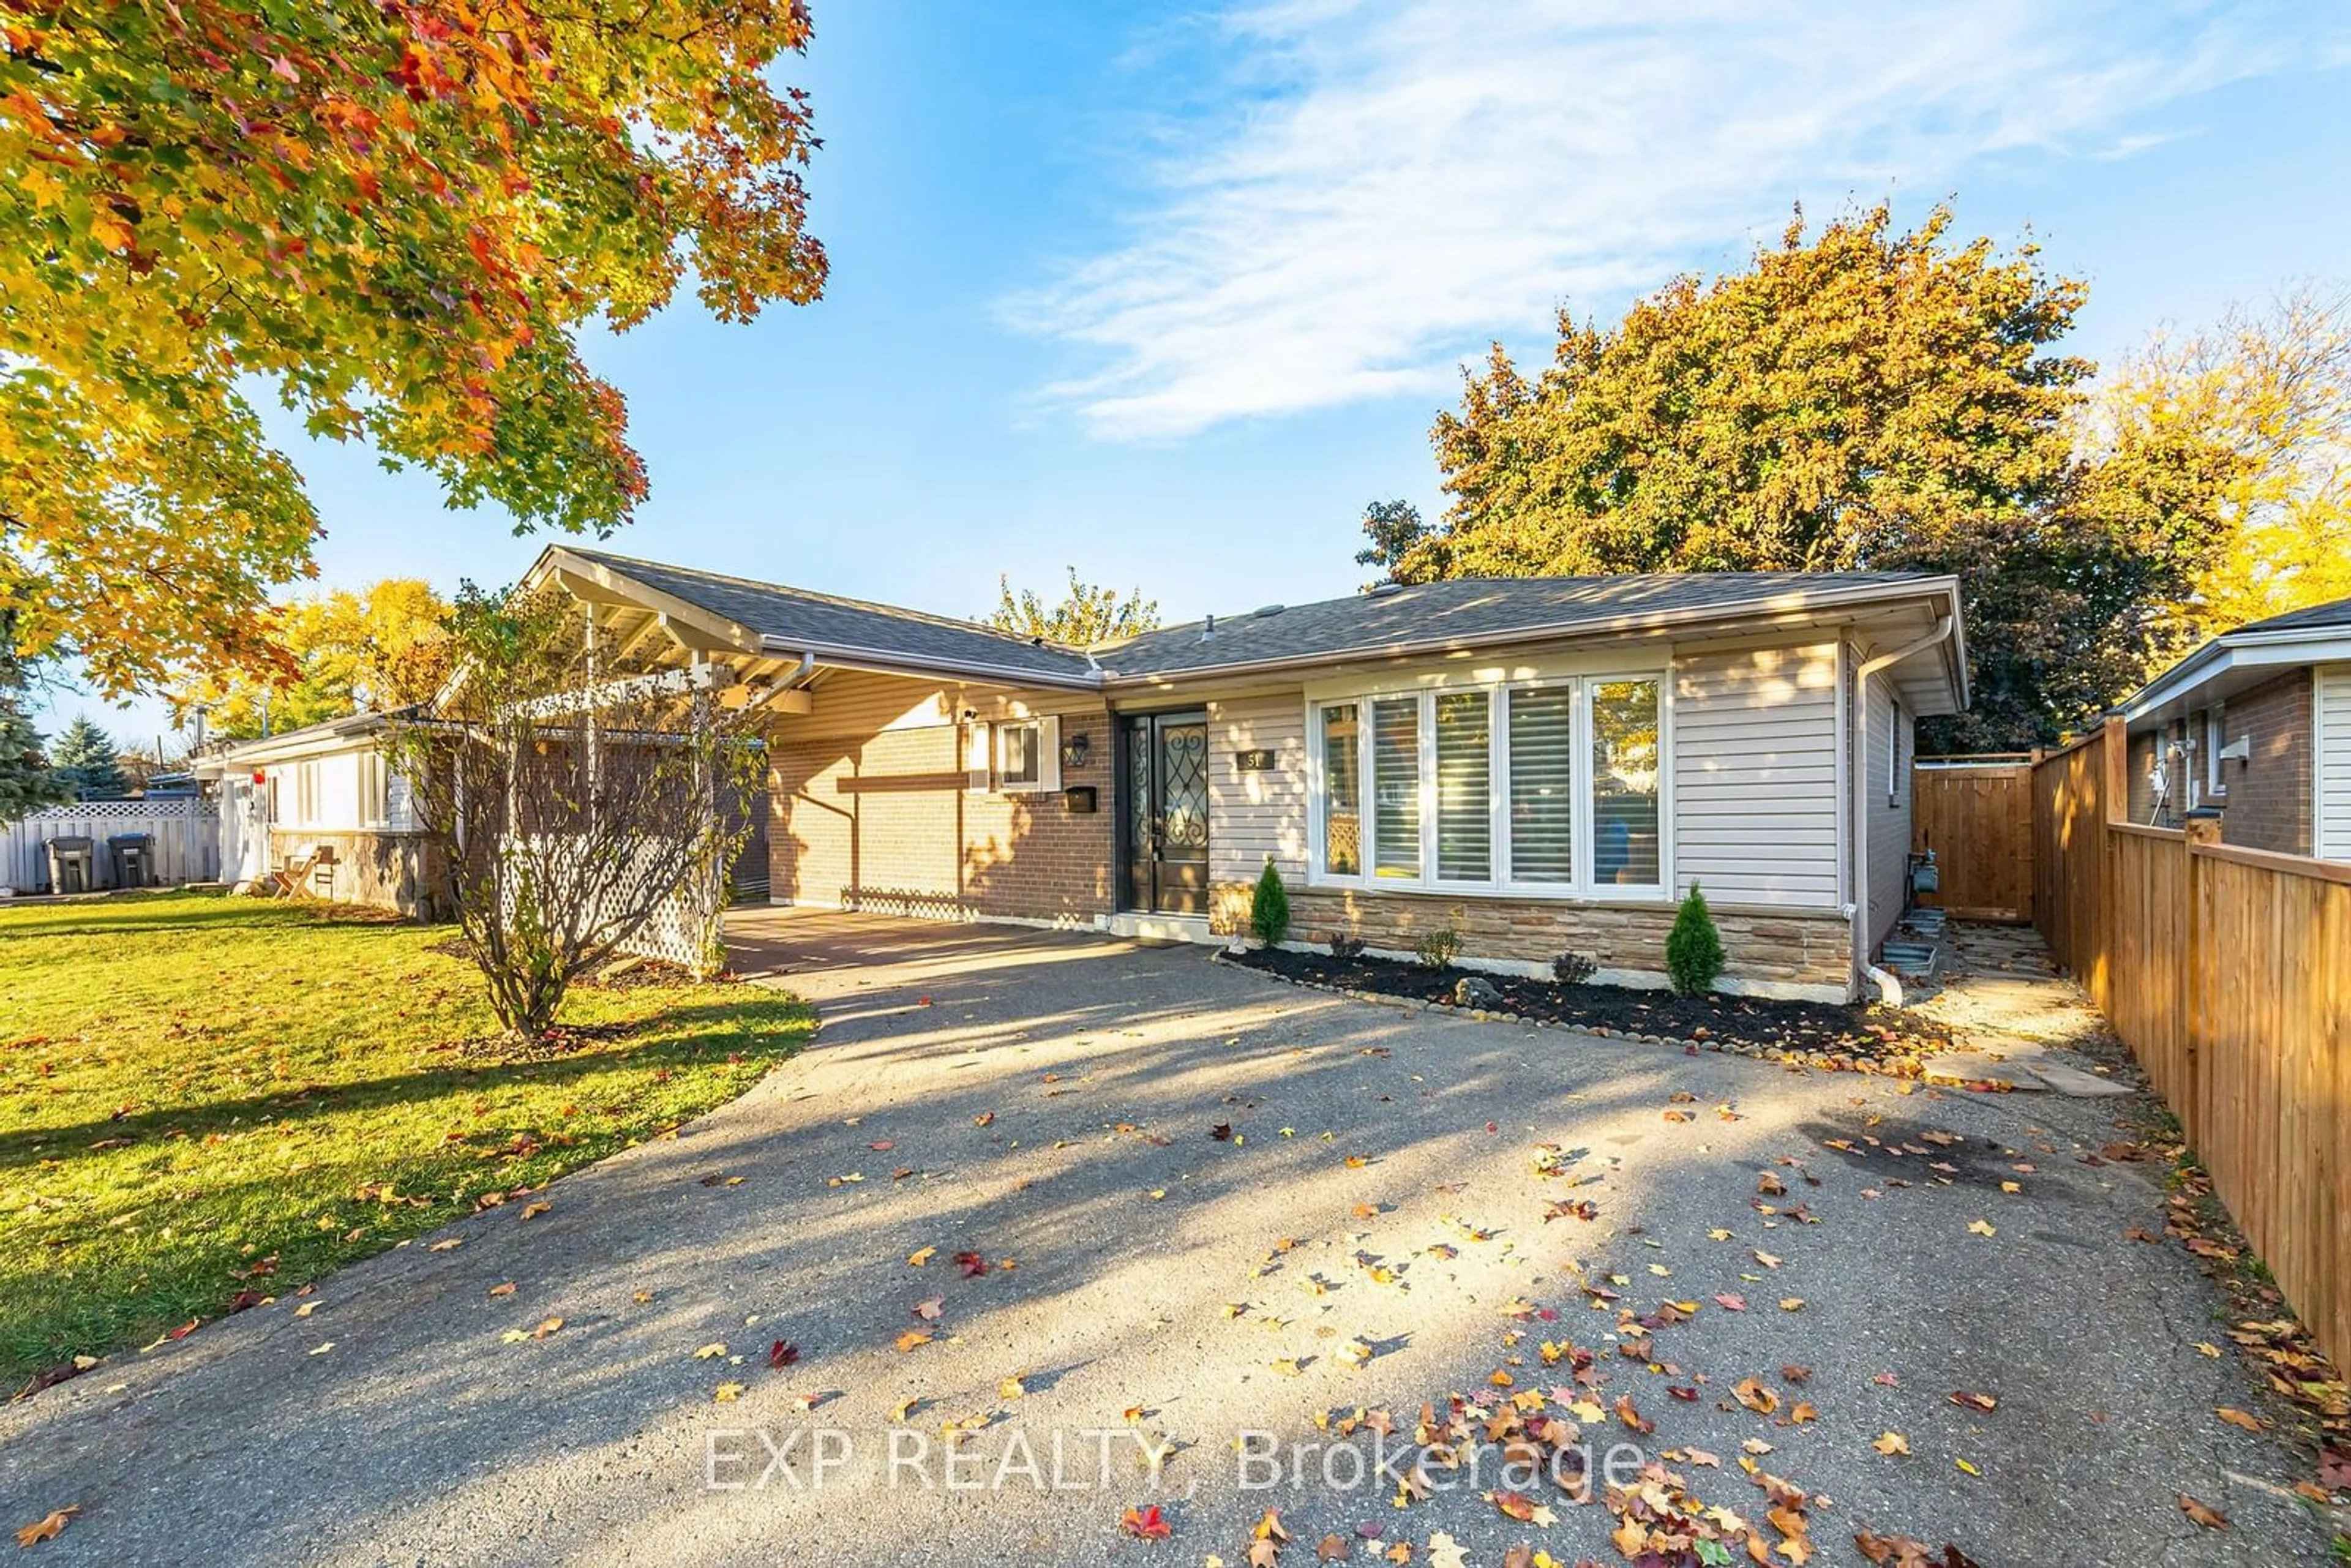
[1120,713,1210,916]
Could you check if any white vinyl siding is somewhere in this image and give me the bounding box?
[1671,643,1842,908]
[1861,661,1910,949]
[2320,663,2351,861]
[1206,692,1309,887]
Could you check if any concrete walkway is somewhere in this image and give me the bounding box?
[1910,922,2140,1095]
[0,910,2333,1566]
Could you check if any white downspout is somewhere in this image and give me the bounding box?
[1853,615,1955,1007]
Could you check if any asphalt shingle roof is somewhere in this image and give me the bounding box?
[1092,571,1938,678]
[569,551,1946,686]
[2232,595,2351,636]
[564,550,1099,683]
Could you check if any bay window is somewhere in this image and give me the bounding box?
[1310,673,1666,897]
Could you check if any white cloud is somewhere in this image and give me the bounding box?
[1007,0,2331,438]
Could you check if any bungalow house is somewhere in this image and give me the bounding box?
[523,549,1968,1003]
[2117,595,2351,860]
[192,713,446,914]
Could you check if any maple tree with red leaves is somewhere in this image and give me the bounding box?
[1,0,827,693]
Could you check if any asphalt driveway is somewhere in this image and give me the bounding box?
[0,910,2336,1566]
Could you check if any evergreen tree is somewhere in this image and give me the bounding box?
[50,717,129,800]
[0,700,68,822]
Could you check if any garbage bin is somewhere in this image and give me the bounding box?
[109,833,154,888]
[46,836,96,894]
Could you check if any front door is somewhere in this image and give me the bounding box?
[1121,712,1210,916]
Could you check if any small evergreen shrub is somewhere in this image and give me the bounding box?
[1551,950,1597,985]
[1328,932,1365,961]
[1248,860,1291,947]
[1415,926,1463,969]
[1664,881,1726,997]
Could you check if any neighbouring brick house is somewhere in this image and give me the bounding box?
[519,547,1973,1002]
[2119,596,2351,861]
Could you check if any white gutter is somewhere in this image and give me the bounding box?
[756,636,1100,691]
[1851,614,1956,1007]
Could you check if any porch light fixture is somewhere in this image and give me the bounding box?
[1060,730,1090,771]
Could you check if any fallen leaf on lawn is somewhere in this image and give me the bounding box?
[695,1342,728,1360]
[13,1508,77,1549]
[2216,1407,2267,1432]
[520,1202,550,1220]
[895,1331,932,1352]
[2177,1495,2229,1529]
[1120,1504,1171,1540]
[1734,1379,1779,1414]
[714,1382,744,1403]
[768,1340,800,1370]
[1873,1431,1910,1455]
[1967,1220,1997,1237]
[907,1246,936,1267]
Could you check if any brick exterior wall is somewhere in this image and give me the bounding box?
[769,724,1115,924]
[1209,881,1853,996]
[2213,669,2312,856]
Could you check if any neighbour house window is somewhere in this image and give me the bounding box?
[1311,673,1666,897]
[358,751,388,828]
[1321,703,1362,876]
[294,762,320,827]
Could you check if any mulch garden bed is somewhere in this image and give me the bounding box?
[1220,945,1955,1073]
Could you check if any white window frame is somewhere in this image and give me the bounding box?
[992,716,1061,795]
[2203,705,2228,800]
[1305,669,1671,901]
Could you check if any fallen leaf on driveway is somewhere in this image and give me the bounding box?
[309,1341,334,1355]
[1426,1533,1469,1568]
[1872,1431,1910,1455]
[2177,1495,2229,1529]
[15,1507,77,1548]
[1949,1390,1997,1412]
[1714,1293,1747,1311]
[955,1251,989,1277]
[1120,1504,1171,1540]
[1967,1220,1997,1237]
[694,1342,728,1360]
[972,1111,994,1127]
[1752,1249,1782,1268]
[913,1297,943,1321]
[714,1382,743,1402]
[895,1331,932,1352]
[2215,1408,2267,1432]
[1757,1172,1787,1196]
[1317,1534,1352,1560]
[488,1281,516,1297]
[1779,1298,1804,1311]
[907,1246,936,1267]
[520,1201,550,1220]
[768,1340,800,1369]
[1734,1378,1779,1414]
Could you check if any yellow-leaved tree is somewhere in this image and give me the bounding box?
[171,580,452,739]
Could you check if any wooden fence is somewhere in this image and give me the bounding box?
[4,798,219,893]
[2032,719,2350,1371]
[1911,758,2034,921]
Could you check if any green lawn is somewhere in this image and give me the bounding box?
[0,890,809,1386]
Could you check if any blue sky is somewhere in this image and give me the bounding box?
[43,0,2351,747]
